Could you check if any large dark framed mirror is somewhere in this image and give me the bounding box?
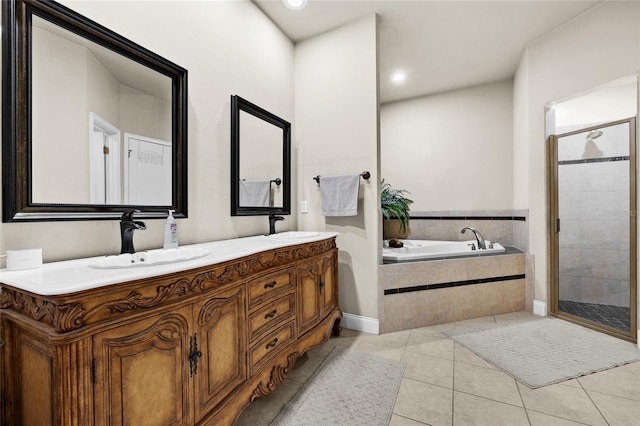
[231,95,291,216]
[2,0,188,222]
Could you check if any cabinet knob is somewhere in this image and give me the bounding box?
[0,337,4,347]
[264,281,277,289]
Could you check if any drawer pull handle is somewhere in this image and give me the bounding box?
[264,309,278,319]
[264,281,277,289]
[266,338,278,349]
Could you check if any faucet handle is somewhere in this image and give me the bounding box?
[121,209,141,221]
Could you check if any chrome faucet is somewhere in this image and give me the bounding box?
[461,226,486,250]
[120,210,147,254]
[268,211,285,235]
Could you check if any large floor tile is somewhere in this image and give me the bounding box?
[354,341,405,361]
[527,410,595,426]
[405,334,455,360]
[453,391,529,426]
[389,414,430,425]
[578,360,640,401]
[588,390,640,426]
[402,351,454,389]
[453,343,496,369]
[518,382,608,426]
[359,329,410,349]
[454,362,522,406]
[393,378,453,426]
[453,316,497,331]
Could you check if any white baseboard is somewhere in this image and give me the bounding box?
[533,300,547,317]
[341,313,379,335]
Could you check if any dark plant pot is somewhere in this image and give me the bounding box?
[383,219,411,240]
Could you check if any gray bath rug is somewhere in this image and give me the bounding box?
[271,348,405,425]
[447,318,640,388]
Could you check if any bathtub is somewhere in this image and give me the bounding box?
[383,239,506,263]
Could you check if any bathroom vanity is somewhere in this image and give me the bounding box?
[0,233,341,425]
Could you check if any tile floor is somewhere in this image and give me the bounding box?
[237,312,640,426]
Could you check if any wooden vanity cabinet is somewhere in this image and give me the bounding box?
[297,250,338,336]
[0,238,341,426]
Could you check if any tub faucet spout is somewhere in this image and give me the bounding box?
[120,210,147,254]
[461,227,486,250]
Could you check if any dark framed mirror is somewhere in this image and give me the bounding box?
[2,0,188,222]
[231,95,291,216]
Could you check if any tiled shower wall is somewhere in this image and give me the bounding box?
[406,209,529,252]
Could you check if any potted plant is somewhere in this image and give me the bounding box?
[381,179,413,240]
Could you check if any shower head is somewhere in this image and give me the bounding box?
[586,130,603,140]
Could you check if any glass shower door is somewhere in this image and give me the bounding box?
[551,117,636,340]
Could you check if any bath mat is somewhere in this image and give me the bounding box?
[271,348,405,425]
[446,318,640,388]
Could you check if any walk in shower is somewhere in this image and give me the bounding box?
[549,117,637,341]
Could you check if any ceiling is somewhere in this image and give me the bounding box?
[254,0,602,103]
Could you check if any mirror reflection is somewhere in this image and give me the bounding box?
[2,0,188,222]
[32,15,172,206]
[239,111,283,208]
[231,95,291,216]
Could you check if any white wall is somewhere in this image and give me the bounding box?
[514,1,640,306]
[295,15,379,320]
[0,0,296,262]
[381,80,514,211]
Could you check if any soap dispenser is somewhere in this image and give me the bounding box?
[163,210,178,249]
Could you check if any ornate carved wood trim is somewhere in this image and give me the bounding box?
[250,351,302,402]
[0,238,336,333]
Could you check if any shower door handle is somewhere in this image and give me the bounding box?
[557,218,561,233]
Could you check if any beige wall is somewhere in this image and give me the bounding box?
[514,1,640,308]
[32,25,89,204]
[1,0,296,262]
[381,80,514,211]
[295,15,379,320]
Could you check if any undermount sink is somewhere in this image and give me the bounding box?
[89,247,210,269]
[268,231,320,240]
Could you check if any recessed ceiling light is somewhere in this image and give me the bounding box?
[391,71,406,84]
[283,0,308,10]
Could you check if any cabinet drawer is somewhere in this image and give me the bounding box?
[249,292,295,343]
[248,269,293,308]
[249,320,295,374]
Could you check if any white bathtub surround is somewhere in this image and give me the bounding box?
[408,209,529,252]
[382,239,506,262]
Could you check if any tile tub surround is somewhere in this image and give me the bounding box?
[408,209,529,252]
[378,252,527,333]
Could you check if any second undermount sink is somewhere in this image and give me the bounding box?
[89,247,210,269]
[268,231,320,240]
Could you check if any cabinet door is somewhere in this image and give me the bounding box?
[93,307,192,426]
[297,258,321,336]
[192,285,247,423]
[319,249,338,317]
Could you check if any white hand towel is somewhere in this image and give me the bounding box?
[320,174,360,216]
[239,180,270,207]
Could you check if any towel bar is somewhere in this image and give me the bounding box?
[313,171,370,184]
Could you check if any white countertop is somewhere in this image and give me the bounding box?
[0,232,338,296]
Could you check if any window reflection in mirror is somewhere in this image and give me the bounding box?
[231,95,291,216]
[31,15,172,206]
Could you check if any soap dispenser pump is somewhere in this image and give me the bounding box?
[163,210,178,249]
